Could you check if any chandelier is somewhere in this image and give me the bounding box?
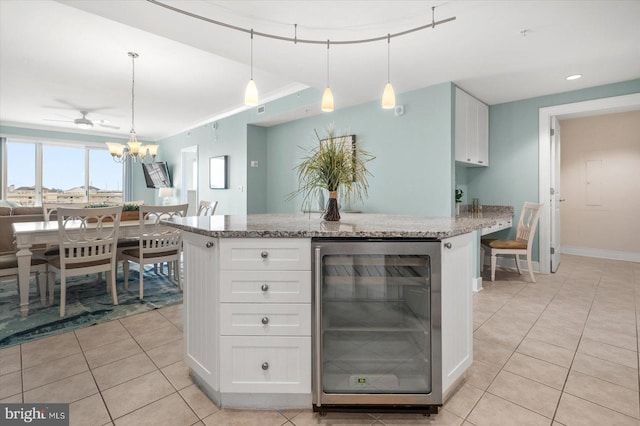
[147,0,455,112]
[106,52,158,163]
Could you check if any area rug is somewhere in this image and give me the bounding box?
[0,267,183,348]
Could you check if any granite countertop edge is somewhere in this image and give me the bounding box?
[163,210,514,239]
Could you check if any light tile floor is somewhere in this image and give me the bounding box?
[0,254,638,425]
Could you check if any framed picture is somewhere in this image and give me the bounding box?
[209,155,228,189]
[321,134,356,181]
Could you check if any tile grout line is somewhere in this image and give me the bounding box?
[547,270,600,423]
[468,273,570,423]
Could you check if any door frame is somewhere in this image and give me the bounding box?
[538,92,640,274]
[180,145,198,214]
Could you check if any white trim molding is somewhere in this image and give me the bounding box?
[538,93,640,275]
[562,246,640,263]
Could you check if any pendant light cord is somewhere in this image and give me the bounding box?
[129,52,138,132]
[387,33,391,83]
[326,40,330,87]
[250,29,254,80]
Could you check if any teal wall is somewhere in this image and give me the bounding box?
[264,82,455,216]
[247,125,267,213]
[467,78,640,260]
[155,88,322,214]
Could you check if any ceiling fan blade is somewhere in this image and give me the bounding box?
[43,118,74,123]
[99,123,120,130]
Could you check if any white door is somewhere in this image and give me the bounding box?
[550,117,562,272]
[181,146,198,215]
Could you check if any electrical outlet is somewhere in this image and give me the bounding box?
[250,161,259,168]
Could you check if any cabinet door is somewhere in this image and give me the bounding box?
[441,233,473,393]
[466,96,478,163]
[476,101,489,166]
[220,336,311,393]
[455,88,468,163]
[182,233,219,389]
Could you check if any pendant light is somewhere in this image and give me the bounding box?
[321,40,334,112]
[244,29,259,106]
[381,33,396,109]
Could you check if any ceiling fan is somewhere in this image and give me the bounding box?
[44,110,120,130]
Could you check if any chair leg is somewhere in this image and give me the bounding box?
[154,263,158,274]
[37,272,46,306]
[515,254,522,274]
[139,267,144,299]
[527,255,536,283]
[110,269,118,305]
[60,275,66,317]
[176,260,182,290]
[168,261,172,278]
[48,272,55,305]
[490,254,497,281]
[123,261,129,290]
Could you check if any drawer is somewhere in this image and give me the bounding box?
[220,238,311,271]
[220,336,311,393]
[220,270,311,303]
[220,303,311,336]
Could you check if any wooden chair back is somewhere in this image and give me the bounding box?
[138,204,188,259]
[515,202,544,247]
[197,200,218,216]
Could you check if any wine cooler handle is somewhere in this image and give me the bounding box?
[314,247,322,407]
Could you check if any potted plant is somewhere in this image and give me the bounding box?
[85,202,140,221]
[455,188,463,216]
[288,127,374,221]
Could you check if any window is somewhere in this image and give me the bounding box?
[89,148,123,204]
[2,138,124,206]
[43,145,85,204]
[6,141,36,206]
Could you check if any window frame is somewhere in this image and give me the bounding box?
[1,136,127,206]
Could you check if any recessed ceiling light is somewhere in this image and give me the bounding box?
[566,74,582,81]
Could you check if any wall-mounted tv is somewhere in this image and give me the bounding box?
[141,162,172,188]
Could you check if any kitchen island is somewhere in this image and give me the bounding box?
[164,213,506,411]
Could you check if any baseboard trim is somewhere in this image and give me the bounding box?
[561,246,640,263]
[472,277,483,293]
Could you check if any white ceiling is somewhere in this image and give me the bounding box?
[1,0,639,141]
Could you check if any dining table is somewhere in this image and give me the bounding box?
[12,219,154,317]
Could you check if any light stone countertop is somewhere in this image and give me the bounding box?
[163,211,513,239]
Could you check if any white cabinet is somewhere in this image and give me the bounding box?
[455,88,489,166]
[182,232,219,387]
[219,238,311,396]
[441,233,473,395]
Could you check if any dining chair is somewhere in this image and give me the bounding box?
[121,204,188,298]
[0,213,52,306]
[47,206,122,317]
[197,200,218,216]
[481,202,544,283]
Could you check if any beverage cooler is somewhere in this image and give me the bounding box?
[312,239,442,415]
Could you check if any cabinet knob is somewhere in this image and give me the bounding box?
[261,251,269,259]
[262,362,269,370]
[205,241,214,248]
[478,160,483,164]
[261,316,269,325]
[444,242,452,249]
[261,283,269,292]
[467,158,471,161]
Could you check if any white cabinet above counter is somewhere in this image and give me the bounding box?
[455,88,489,167]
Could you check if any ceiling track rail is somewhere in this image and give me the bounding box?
[146,0,456,45]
